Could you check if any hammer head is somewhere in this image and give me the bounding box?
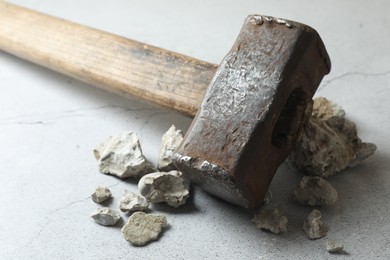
[173,15,331,208]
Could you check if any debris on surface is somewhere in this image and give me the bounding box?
[91,186,112,203]
[121,212,167,246]
[94,131,155,179]
[303,209,327,239]
[289,97,377,178]
[158,125,184,171]
[119,190,149,212]
[311,97,346,119]
[138,170,190,207]
[252,208,288,234]
[326,240,345,253]
[91,207,121,226]
[294,176,338,206]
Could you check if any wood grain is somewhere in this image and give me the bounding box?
[0,2,218,116]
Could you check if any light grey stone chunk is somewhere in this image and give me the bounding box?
[138,170,190,207]
[303,209,327,239]
[91,207,121,226]
[294,176,338,206]
[94,131,155,179]
[121,212,167,246]
[119,190,149,212]
[349,142,377,168]
[312,97,346,119]
[289,97,376,178]
[158,125,184,171]
[326,240,345,253]
[252,208,288,234]
[91,186,112,203]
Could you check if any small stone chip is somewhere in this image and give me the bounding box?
[289,97,376,178]
[158,125,184,171]
[326,240,344,253]
[119,190,149,212]
[91,186,112,203]
[94,131,155,179]
[303,210,327,239]
[312,97,346,119]
[121,212,167,246]
[138,170,190,207]
[294,176,338,206]
[252,208,288,234]
[91,207,121,226]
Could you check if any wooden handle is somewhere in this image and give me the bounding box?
[0,2,218,116]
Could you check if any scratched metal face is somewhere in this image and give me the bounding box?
[174,15,331,208]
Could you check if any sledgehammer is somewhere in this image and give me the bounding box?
[0,2,330,208]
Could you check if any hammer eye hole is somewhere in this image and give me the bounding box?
[272,88,307,148]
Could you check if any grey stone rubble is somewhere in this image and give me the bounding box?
[158,125,184,171]
[303,209,327,239]
[311,97,346,119]
[121,212,167,246]
[138,170,190,207]
[91,186,112,203]
[294,176,338,206]
[91,207,121,226]
[289,97,376,178]
[326,240,345,253]
[252,208,288,234]
[93,131,155,179]
[119,190,149,212]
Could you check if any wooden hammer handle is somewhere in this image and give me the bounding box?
[0,2,217,116]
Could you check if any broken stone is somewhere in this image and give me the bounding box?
[121,212,167,246]
[312,97,346,119]
[326,240,345,253]
[349,142,377,168]
[91,186,112,203]
[119,190,149,212]
[91,207,121,226]
[294,176,338,206]
[94,131,155,179]
[289,97,376,178]
[158,125,184,171]
[252,208,288,234]
[138,170,190,207]
[303,209,327,239]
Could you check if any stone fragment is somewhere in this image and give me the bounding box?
[289,97,376,178]
[303,209,327,239]
[294,176,338,206]
[312,97,345,119]
[94,131,155,179]
[252,208,288,234]
[91,207,121,226]
[326,240,345,253]
[138,170,190,207]
[119,190,149,212]
[91,186,112,203]
[158,125,184,171]
[121,212,167,246]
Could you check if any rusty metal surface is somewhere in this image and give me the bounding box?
[174,15,331,208]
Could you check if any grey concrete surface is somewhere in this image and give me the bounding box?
[0,0,389,259]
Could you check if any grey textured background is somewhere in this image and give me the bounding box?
[1,0,389,259]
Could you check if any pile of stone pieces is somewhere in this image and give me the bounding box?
[252,97,376,254]
[90,97,375,252]
[91,126,189,246]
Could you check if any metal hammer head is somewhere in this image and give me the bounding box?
[173,15,331,208]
